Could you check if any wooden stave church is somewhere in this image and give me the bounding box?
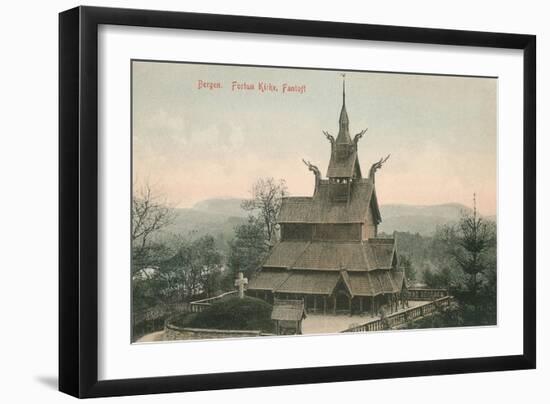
[247,80,407,316]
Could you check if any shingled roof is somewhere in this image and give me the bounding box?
[271,299,306,321]
[365,238,397,269]
[263,241,310,268]
[261,239,395,271]
[246,269,289,291]
[278,179,380,224]
[248,268,404,297]
[294,241,369,271]
[275,272,340,295]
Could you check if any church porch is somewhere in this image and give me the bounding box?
[271,292,406,317]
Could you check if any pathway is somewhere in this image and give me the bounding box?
[302,300,429,334]
[135,330,165,343]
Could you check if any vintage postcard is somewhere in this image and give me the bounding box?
[131,61,497,342]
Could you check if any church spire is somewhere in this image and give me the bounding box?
[342,75,346,106]
[337,74,351,144]
[325,74,362,181]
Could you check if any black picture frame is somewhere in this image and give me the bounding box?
[59,5,536,398]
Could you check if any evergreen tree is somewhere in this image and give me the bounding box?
[227,216,269,279]
[399,254,417,282]
[450,195,493,295]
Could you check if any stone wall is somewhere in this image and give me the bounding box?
[164,323,263,340]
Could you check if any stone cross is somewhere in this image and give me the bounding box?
[234,272,248,299]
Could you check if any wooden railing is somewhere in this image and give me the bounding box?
[342,296,451,333]
[407,288,448,301]
[189,291,238,313]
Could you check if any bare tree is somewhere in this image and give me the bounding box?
[132,183,175,276]
[162,236,222,299]
[241,177,288,245]
[132,183,173,245]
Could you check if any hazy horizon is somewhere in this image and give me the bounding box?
[183,196,481,212]
[133,61,497,215]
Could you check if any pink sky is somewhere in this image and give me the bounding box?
[132,61,497,215]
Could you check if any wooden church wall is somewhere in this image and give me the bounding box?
[280,223,362,241]
[281,223,313,240]
[313,224,361,241]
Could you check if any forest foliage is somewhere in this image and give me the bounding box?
[132,178,285,319]
[395,200,497,327]
[132,181,497,332]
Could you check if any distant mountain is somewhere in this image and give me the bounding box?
[380,203,471,220]
[160,199,489,250]
[192,198,248,218]
[378,203,472,235]
[160,206,247,252]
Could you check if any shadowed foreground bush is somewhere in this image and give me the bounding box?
[404,302,462,330]
[187,296,274,333]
